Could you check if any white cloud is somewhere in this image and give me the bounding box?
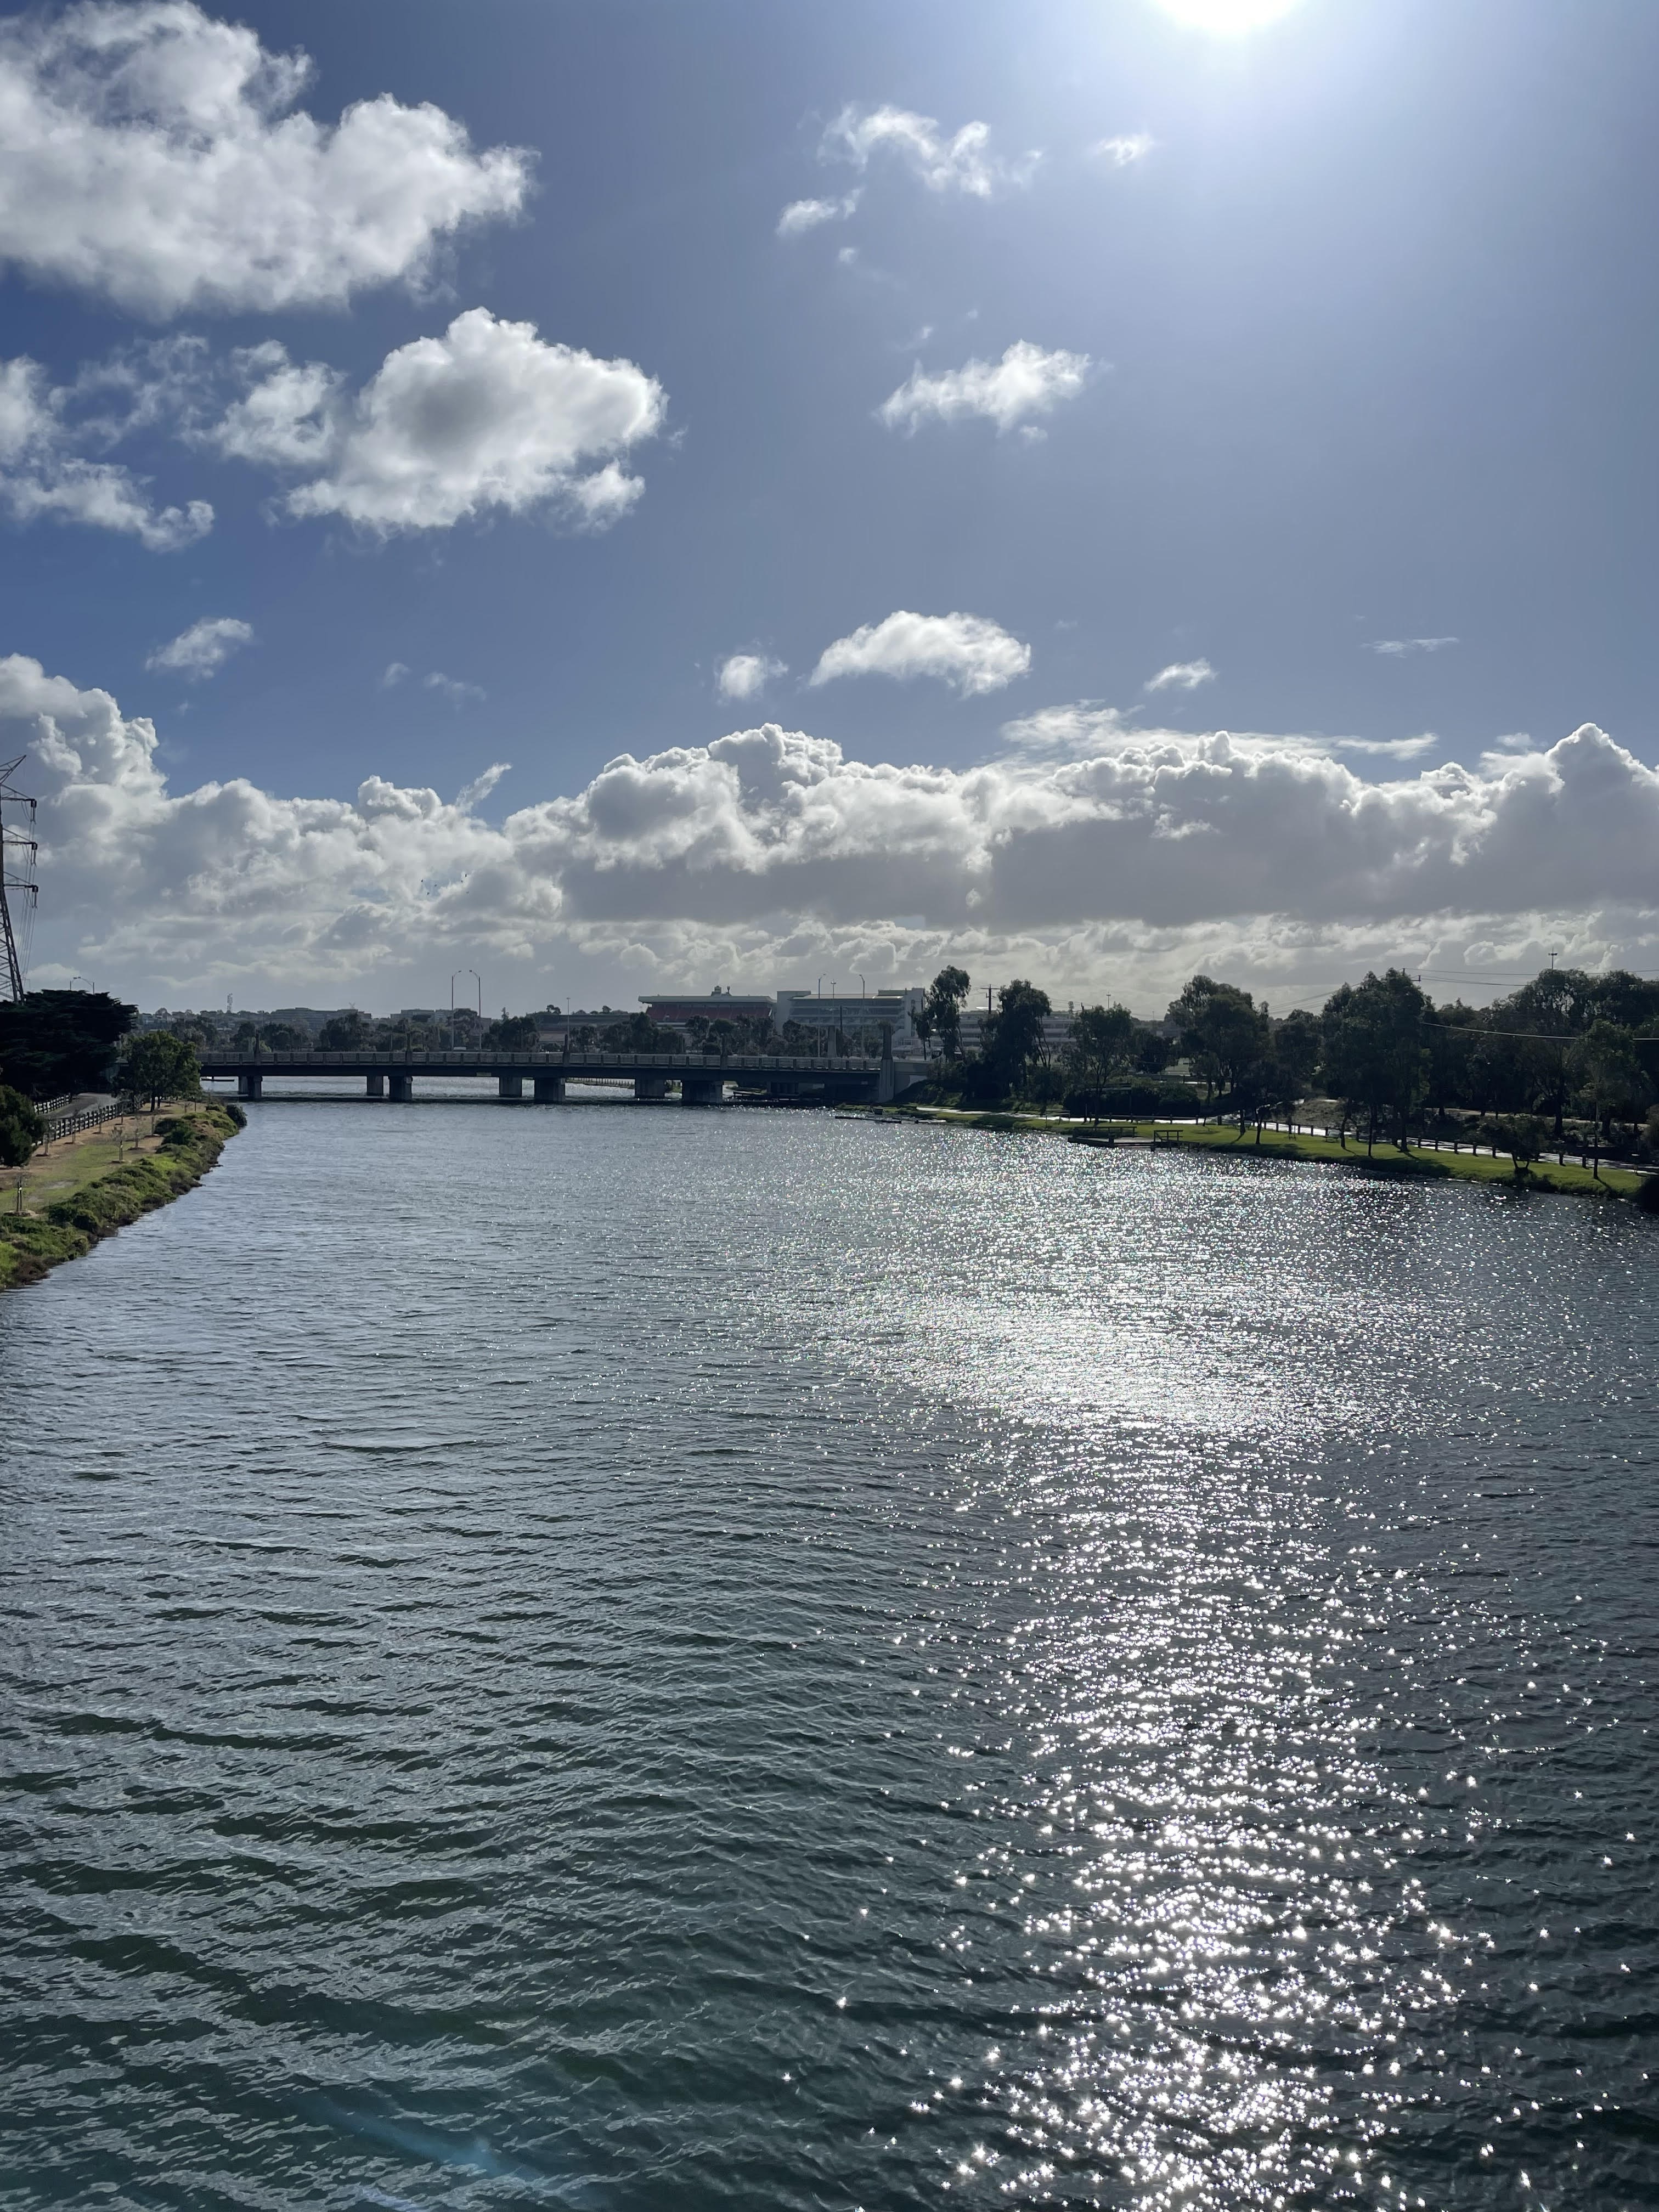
[1144,658,1215,693]
[0,355,211,550]
[1367,636,1459,656]
[716,653,787,702]
[380,662,410,689]
[145,616,253,681]
[1336,733,1438,759]
[878,341,1092,436]
[1093,134,1154,166]
[422,672,486,706]
[216,311,665,534]
[810,611,1031,697]
[821,105,1039,198]
[0,1,529,318]
[776,192,860,237]
[8,655,1659,1009]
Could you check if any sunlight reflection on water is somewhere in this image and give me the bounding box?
[1,1107,1652,2210]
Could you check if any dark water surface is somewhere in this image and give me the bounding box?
[2,1102,1655,2211]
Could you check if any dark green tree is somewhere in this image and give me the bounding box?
[0,989,136,1098]
[926,966,972,1060]
[1064,1003,1137,1119]
[1321,970,1430,1153]
[319,1009,374,1049]
[483,1013,541,1051]
[117,1031,201,1111]
[0,1084,46,1166]
[1169,976,1269,1124]
[983,979,1052,1097]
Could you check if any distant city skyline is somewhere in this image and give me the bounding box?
[1,0,1656,1011]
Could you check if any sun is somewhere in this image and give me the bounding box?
[1156,0,1305,30]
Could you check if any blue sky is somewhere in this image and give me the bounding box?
[3,0,1657,1012]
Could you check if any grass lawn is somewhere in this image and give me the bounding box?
[9,1112,170,1215]
[875,1102,1644,1199]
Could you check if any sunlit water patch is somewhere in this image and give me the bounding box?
[1,1105,1652,2210]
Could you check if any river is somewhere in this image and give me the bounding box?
[2,1098,1654,2210]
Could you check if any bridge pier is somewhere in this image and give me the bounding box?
[365,1073,385,1098]
[681,1073,726,1106]
[634,1075,669,1101]
[498,1074,523,1099]
[533,1075,566,1102]
[236,1071,263,1101]
[388,1073,414,1102]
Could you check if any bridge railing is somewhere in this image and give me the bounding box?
[199,1048,885,1073]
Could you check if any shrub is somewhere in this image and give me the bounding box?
[0,1084,46,1166]
[1637,1175,1659,1215]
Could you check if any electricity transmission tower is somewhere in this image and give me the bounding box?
[0,755,38,1002]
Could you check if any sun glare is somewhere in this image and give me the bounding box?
[1158,0,1305,31]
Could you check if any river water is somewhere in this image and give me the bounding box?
[2,1099,1654,2211]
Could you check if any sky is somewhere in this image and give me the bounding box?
[2,0,1657,1018]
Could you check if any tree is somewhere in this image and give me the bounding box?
[484,1013,541,1051]
[1321,970,1429,1153]
[599,1012,672,1053]
[0,989,136,1098]
[1169,975,1269,1128]
[117,1031,201,1111]
[1065,1003,1137,1119]
[912,1002,936,1059]
[1575,1020,1647,1176]
[1263,1011,1322,1135]
[258,1022,304,1053]
[926,966,972,1061]
[1132,1025,1173,1076]
[0,1084,45,1166]
[319,1009,374,1049]
[983,979,1052,1097]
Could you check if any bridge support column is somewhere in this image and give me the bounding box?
[236,1071,263,1101]
[681,1074,726,1105]
[388,1073,414,1102]
[365,1073,385,1098]
[533,1075,566,1102]
[499,1074,523,1099]
[635,1075,669,1101]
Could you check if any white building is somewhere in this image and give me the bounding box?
[774,986,926,1051]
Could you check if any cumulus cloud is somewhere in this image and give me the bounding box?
[7,655,1659,1007]
[0,1,529,318]
[716,653,787,702]
[810,611,1031,697]
[1367,636,1458,656]
[1144,659,1215,693]
[145,616,253,681]
[1093,134,1154,166]
[878,341,1092,436]
[776,193,859,237]
[212,311,665,533]
[821,105,1039,198]
[0,354,211,550]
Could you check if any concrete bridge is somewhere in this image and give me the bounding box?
[198,1043,906,1107]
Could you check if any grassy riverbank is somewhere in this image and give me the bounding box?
[871,1102,1646,1199]
[0,1101,245,1290]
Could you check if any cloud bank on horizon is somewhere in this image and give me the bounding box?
[8,653,1657,1009]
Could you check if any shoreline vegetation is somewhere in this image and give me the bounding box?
[0,1099,244,1291]
[862,1099,1649,1202]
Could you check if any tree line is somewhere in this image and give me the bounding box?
[911,962,1659,1165]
